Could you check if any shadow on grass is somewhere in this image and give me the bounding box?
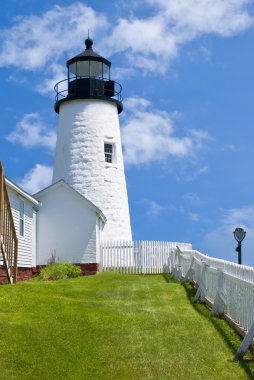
[162,273,175,283]
[182,281,254,380]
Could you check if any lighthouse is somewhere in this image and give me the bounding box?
[52,37,132,242]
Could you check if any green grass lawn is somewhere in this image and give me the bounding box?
[0,273,254,380]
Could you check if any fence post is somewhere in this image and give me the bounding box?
[172,247,182,282]
[141,241,144,275]
[194,261,208,303]
[235,323,254,360]
[166,245,172,274]
[211,269,227,316]
[176,248,183,281]
[181,256,195,284]
[100,242,103,272]
[170,248,176,279]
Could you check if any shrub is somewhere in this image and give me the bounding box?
[38,262,81,281]
[63,263,81,278]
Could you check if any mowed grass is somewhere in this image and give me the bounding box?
[0,273,254,380]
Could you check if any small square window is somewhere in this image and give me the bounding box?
[104,143,113,163]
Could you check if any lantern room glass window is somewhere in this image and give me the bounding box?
[90,61,103,77]
[69,60,110,79]
[69,62,77,76]
[69,61,109,79]
[76,61,89,77]
[103,63,110,80]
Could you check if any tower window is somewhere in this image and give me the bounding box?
[104,143,113,163]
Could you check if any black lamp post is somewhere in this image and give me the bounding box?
[233,227,246,265]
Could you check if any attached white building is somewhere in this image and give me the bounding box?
[34,180,106,272]
[3,177,106,278]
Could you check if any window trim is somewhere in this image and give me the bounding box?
[104,142,115,164]
[19,198,25,237]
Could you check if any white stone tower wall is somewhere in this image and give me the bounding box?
[53,99,132,241]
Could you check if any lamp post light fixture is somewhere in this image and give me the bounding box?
[233,227,246,265]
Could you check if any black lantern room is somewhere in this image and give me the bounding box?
[54,37,123,114]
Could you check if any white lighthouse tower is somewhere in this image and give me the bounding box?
[52,37,132,241]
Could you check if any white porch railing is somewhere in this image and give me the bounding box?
[0,161,18,283]
[100,241,192,274]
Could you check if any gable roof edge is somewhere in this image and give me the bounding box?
[34,180,107,223]
[5,177,40,207]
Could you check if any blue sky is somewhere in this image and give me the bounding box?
[1,0,254,265]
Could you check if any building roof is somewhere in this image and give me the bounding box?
[34,180,107,224]
[5,177,40,207]
[66,37,111,67]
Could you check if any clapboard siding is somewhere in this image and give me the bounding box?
[8,188,36,268]
[35,181,105,265]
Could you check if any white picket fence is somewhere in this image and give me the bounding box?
[100,241,192,274]
[100,241,254,357]
[171,248,254,358]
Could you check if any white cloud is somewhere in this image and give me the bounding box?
[190,212,199,222]
[189,130,213,147]
[194,165,209,176]
[112,67,136,81]
[146,199,201,224]
[0,3,108,94]
[147,201,168,216]
[6,113,56,150]
[200,46,212,62]
[103,15,178,73]
[223,206,254,227]
[183,193,202,206]
[121,97,211,165]
[18,164,53,194]
[0,3,108,71]
[36,63,66,96]
[0,1,253,82]
[146,0,253,36]
[146,200,185,217]
[174,164,209,182]
[102,0,254,73]
[124,97,151,109]
[221,144,237,152]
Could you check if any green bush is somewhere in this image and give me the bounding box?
[63,263,82,278]
[38,262,81,281]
